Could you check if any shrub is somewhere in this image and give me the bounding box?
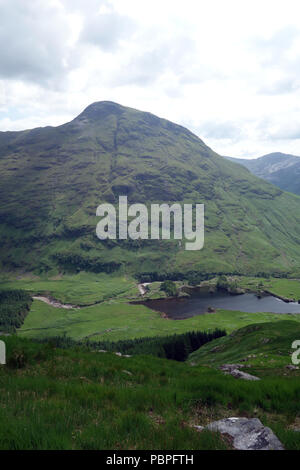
[160,280,177,297]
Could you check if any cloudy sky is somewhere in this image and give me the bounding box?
[1,0,300,158]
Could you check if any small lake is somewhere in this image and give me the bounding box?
[140,290,300,319]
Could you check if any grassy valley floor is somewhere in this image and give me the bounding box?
[0,274,297,342]
[0,273,140,306]
[1,276,300,450]
[17,299,300,342]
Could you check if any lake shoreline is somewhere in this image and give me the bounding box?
[133,285,300,319]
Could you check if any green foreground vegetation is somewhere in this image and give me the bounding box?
[0,328,300,450]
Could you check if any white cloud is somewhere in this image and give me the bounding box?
[0,0,75,86]
[80,9,135,51]
[1,0,300,157]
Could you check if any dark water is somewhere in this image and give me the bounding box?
[140,290,300,319]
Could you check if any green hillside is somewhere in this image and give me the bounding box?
[1,101,300,276]
[1,333,300,450]
[188,320,300,370]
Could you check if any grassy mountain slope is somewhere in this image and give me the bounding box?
[1,102,300,276]
[188,320,300,371]
[1,334,300,450]
[226,153,300,196]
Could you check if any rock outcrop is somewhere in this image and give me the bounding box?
[220,364,261,381]
[195,417,284,450]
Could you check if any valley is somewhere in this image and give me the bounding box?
[4,0,300,453]
[1,274,300,343]
[1,103,300,451]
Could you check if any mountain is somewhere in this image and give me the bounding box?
[226,153,300,195]
[1,101,300,277]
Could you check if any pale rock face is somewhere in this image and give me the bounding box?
[220,363,260,381]
[196,417,284,450]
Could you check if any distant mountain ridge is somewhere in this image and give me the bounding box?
[225,153,300,195]
[1,102,300,276]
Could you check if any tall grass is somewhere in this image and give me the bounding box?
[0,335,299,450]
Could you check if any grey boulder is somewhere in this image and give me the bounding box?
[220,364,260,380]
[229,369,261,381]
[205,417,284,450]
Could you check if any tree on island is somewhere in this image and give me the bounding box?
[160,280,177,297]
